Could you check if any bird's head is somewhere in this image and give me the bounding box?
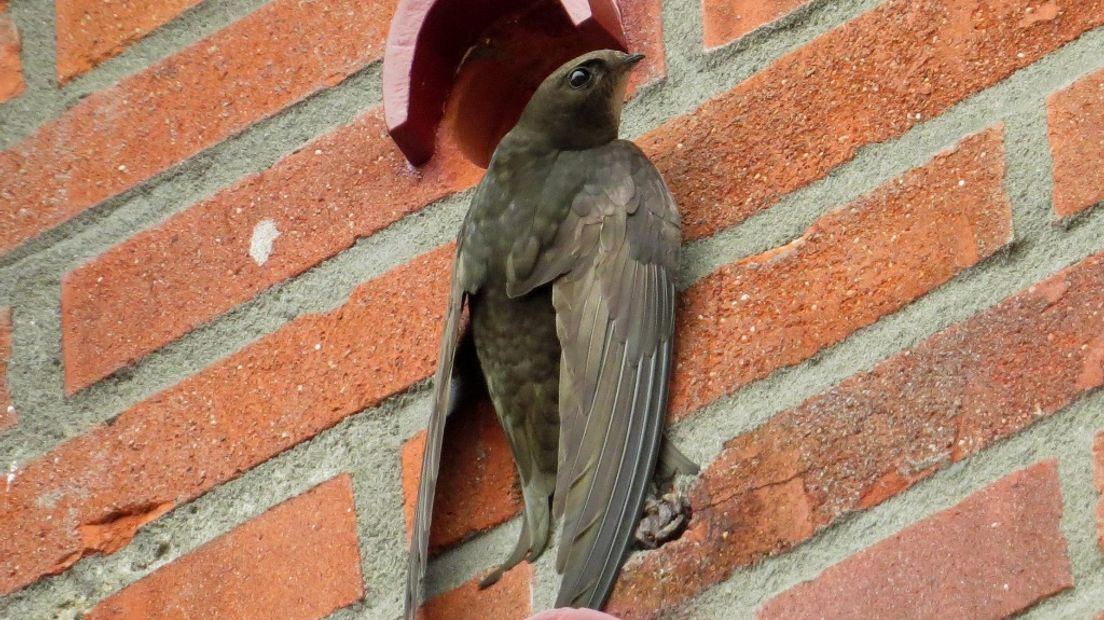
[514,49,644,150]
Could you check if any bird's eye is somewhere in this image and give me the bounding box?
[568,67,592,89]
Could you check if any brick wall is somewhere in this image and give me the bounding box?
[1,0,1103,618]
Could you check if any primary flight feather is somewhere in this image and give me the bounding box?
[405,49,695,617]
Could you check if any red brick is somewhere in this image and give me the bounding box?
[55,0,202,82]
[1094,432,1104,552]
[0,1,23,103]
[1048,66,1104,217]
[62,108,479,394]
[607,251,1104,618]
[401,400,522,553]
[86,475,364,620]
[670,127,1011,419]
[58,0,667,393]
[640,0,1104,241]
[0,246,451,595]
[420,562,531,620]
[0,307,13,432]
[621,0,665,92]
[0,0,396,255]
[759,461,1072,619]
[703,0,812,48]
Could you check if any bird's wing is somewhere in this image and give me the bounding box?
[404,183,490,619]
[507,141,680,609]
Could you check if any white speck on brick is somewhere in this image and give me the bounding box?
[6,462,16,493]
[249,218,281,266]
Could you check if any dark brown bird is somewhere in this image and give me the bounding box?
[405,49,696,617]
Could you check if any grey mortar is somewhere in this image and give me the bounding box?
[0,385,435,620]
[0,185,468,465]
[0,60,384,271]
[0,0,272,149]
[678,390,1104,618]
[425,7,1104,615]
[0,0,889,463]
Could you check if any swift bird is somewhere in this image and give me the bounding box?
[405,49,696,617]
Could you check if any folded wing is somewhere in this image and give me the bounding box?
[507,141,680,608]
[404,184,491,619]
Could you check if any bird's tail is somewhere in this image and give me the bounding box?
[479,486,552,588]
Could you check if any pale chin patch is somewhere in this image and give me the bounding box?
[611,74,632,128]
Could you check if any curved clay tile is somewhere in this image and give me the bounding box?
[383,0,628,166]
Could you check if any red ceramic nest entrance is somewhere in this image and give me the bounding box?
[383,0,630,168]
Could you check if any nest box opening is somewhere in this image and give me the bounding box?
[383,0,630,168]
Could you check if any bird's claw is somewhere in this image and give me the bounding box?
[634,490,691,550]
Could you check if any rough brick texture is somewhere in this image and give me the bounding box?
[608,251,1104,618]
[61,109,479,394]
[643,0,1104,241]
[670,127,1011,418]
[401,400,522,553]
[703,0,811,48]
[0,307,12,431]
[400,126,1012,553]
[58,0,671,394]
[420,563,531,620]
[0,0,22,103]
[55,0,202,82]
[1048,66,1104,218]
[759,461,1072,619]
[4,0,1104,616]
[0,0,396,254]
[620,0,665,90]
[86,475,364,620]
[0,247,450,595]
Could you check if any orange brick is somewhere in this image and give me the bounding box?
[621,0,665,91]
[86,476,364,620]
[0,1,22,103]
[61,109,479,394]
[640,0,1104,241]
[0,307,13,431]
[703,0,812,48]
[420,562,531,620]
[58,0,669,393]
[401,400,521,553]
[608,251,1104,618]
[669,127,1011,419]
[0,246,451,595]
[0,0,396,254]
[1048,66,1104,217]
[55,0,202,82]
[759,461,1071,619]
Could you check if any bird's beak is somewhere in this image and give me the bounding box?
[623,53,646,69]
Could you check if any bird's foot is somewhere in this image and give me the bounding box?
[634,490,691,550]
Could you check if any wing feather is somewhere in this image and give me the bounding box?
[509,141,680,609]
[403,273,467,619]
[404,184,490,619]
